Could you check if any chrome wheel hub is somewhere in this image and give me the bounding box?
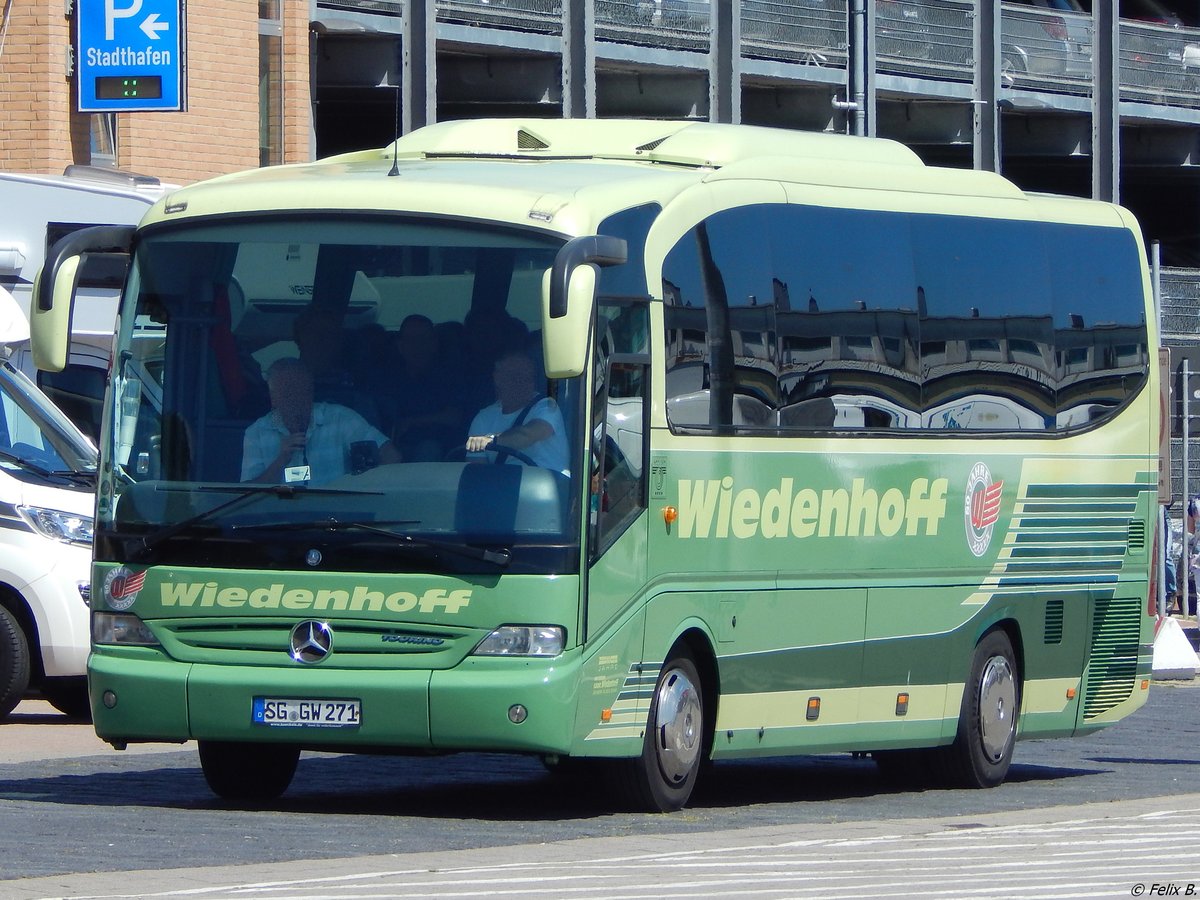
[978,656,1016,763]
[654,667,702,784]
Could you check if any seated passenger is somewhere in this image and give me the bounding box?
[383,315,464,462]
[241,358,400,485]
[465,350,569,475]
[293,304,379,425]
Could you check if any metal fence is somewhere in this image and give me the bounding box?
[1160,269,1200,505]
[875,0,972,81]
[438,0,561,33]
[595,1,710,51]
[1121,21,1200,107]
[741,1,846,67]
[1162,269,1200,341]
[316,0,404,17]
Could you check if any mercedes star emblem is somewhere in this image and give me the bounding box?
[289,620,333,664]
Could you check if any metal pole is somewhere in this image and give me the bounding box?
[1183,359,1191,620]
[1154,242,1166,617]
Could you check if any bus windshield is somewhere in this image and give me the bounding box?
[98,215,582,575]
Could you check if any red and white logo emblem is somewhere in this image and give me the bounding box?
[104,566,146,611]
[965,462,1004,558]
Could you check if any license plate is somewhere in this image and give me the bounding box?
[252,697,361,728]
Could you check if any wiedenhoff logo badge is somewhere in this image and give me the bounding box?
[104,567,147,611]
[965,462,1004,558]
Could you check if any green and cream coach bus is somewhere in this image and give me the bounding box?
[32,119,1157,812]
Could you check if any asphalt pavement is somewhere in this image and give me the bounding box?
[1,680,1198,899]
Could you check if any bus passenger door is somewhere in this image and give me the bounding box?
[583,301,651,644]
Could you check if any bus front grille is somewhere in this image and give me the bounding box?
[155,618,472,669]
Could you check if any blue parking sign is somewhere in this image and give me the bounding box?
[77,0,184,112]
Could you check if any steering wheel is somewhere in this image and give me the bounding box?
[445,442,539,467]
[488,442,538,467]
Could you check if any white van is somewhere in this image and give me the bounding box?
[0,287,97,720]
[0,166,170,443]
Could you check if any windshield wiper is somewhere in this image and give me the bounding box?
[0,449,96,486]
[233,517,512,567]
[127,484,381,563]
[0,449,67,480]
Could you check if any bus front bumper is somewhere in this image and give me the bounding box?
[89,648,582,755]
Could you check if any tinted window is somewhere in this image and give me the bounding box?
[597,204,659,298]
[913,214,1055,431]
[1049,224,1148,427]
[661,202,1148,436]
[37,364,107,443]
[774,206,919,429]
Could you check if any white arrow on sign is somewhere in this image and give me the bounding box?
[140,12,169,39]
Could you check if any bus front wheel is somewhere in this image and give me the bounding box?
[198,740,300,801]
[609,650,705,812]
[941,629,1019,788]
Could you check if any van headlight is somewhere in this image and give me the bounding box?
[472,625,564,657]
[18,506,94,546]
[92,611,159,646]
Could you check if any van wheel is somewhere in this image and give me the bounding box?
[608,650,705,812]
[198,741,300,801]
[0,605,31,721]
[41,677,92,721]
[940,630,1019,788]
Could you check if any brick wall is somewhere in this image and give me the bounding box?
[118,0,259,183]
[0,0,313,185]
[283,0,313,165]
[0,0,88,172]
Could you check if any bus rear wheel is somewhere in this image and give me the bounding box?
[940,630,1019,788]
[608,650,705,812]
[198,740,300,801]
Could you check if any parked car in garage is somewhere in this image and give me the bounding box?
[1002,0,1092,85]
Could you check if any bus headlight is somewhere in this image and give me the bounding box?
[18,506,94,546]
[92,611,159,646]
[472,625,564,657]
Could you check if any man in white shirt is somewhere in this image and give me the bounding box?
[465,350,569,475]
[242,357,400,485]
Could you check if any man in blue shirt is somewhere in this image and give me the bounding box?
[242,357,400,485]
[465,350,568,475]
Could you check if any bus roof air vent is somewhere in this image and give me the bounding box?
[635,136,670,154]
[516,129,551,151]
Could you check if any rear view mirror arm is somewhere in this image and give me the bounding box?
[36,224,135,312]
[548,234,628,319]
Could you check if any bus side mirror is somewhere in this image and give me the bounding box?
[542,235,627,378]
[31,260,79,372]
[32,224,135,372]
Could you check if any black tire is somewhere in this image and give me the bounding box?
[607,651,706,812]
[940,629,1019,788]
[0,605,31,721]
[198,740,300,801]
[41,677,92,721]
